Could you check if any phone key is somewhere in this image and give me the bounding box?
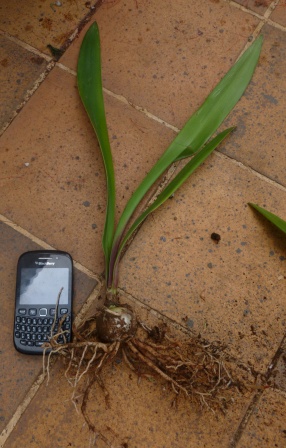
[29,308,37,316]
[64,323,70,330]
[48,318,54,325]
[26,333,31,340]
[37,334,42,341]
[27,341,34,346]
[15,331,20,338]
[37,327,43,333]
[27,318,32,324]
[32,334,36,340]
[42,334,48,341]
[60,308,68,315]
[65,316,70,322]
[26,326,32,332]
[43,326,48,333]
[43,318,48,325]
[39,308,48,317]
[18,309,26,315]
[16,316,21,323]
[35,341,43,347]
[15,324,20,331]
[20,340,27,345]
[32,318,37,325]
[37,318,42,325]
[21,317,27,324]
[31,326,37,333]
[20,325,26,332]
[21,332,26,339]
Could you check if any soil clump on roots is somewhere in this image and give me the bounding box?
[43,297,249,445]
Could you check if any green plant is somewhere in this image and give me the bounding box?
[78,22,263,298]
[45,25,263,434]
[249,203,286,234]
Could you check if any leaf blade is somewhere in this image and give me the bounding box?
[110,128,234,288]
[111,36,263,256]
[77,23,116,277]
[249,203,286,234]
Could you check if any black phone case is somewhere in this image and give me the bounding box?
[14,250,73,355]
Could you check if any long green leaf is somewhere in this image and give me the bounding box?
[77,23,115,279]
[110,36,263,266]
[249,203,286,234]
[110,127,234,288]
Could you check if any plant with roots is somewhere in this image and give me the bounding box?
[44,23,263,439]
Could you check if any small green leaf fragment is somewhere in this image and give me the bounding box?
[248,203,286,234]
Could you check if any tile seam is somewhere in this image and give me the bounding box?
[0,60,55,136]
[51,63,286,195]
[0,372,47,447]
[214,150,286,193]
[0,275,103,446]
[0,29,52,62]
[56,56,286,197]
[0,213,99,280]
[229,332,286,447]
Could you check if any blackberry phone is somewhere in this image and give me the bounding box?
[14,250,73,354]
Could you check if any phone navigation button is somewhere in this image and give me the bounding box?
[39,308,48,317]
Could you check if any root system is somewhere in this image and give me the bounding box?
[42,298,249,446]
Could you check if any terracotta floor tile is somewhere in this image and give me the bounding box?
[0,34,48,131]
[119,152,286,372]
[0,221,97,431]
[61,0,259,129]
[0,66,175,273]
[222,24,286,187]
[6,302,255,448]
[0,0,98,56]
[232,0,269,14]
[237,389,286,447]
[270,1,286,27]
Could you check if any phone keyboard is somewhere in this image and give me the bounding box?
[14,315,71,348]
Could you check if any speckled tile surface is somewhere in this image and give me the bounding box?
[0,221,97,432]
[232,0,270,14]
[119,151,286,372]
[0,0,99,56]
[222,24,286,187]
[62,0,259,128]
[0,34,48,131]
[270,1,286,27]
[0,66,175,273]
[236,389,286,448]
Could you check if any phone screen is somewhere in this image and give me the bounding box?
[19,267,70,305]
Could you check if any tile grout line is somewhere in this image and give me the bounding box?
[214,150,286,194]
[0,372,46,448]
[0,280,104,447]
[229,332,286,447]
[0,59,55,136]
[0,29,53,62]
[0,213,99,280]
[58,58,286,195]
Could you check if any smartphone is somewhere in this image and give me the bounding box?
[14,250,73,355]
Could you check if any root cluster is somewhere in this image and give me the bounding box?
[43,305,245,429]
